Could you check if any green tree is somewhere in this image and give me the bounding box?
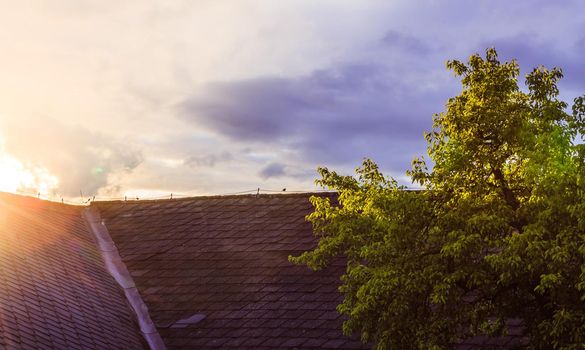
[291,48,585,349]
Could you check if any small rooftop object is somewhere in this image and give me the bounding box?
[169,314,206,328]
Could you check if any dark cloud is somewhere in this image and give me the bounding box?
[179,62,453,175]
[259,162,286,179]
[257,162,315,181]
[0,117,143,196]
[181,64,388,142]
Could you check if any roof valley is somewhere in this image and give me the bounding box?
[83,206,166,350]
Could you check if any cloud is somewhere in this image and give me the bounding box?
[478,33,585,91]
[381,30,433,55]
[258,161,315,181]
[2,1,584,198]
[0,117,143,196]
[259,162,286,179]
[179,61,453,175]
[184,151,233,168]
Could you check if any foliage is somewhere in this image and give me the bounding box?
[290,48,585,349]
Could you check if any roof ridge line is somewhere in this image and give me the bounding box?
[82,207,167,350]
[91,191,337,205]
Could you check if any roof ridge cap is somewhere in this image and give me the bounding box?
[90,191,338,205]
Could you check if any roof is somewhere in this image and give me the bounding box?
[0,192,144,349]
[0,191,526,349]
[93,193,366,350]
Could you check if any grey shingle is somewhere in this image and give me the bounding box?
[0,193,144,350]
[94,193,366,350]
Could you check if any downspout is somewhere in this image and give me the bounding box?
[83,207,166,350]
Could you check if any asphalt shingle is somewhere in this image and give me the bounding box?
[94,193,366,350]
[0,192,144,350]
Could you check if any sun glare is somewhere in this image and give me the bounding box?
[0,133,58,195]
[0,152,58,196]
[0,156,26,193]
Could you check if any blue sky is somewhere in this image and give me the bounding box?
[0,0,583,199]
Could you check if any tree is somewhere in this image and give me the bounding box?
[290,48,585,349]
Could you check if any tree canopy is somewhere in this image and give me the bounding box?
[290,48,585,349]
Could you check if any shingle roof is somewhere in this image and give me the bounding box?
[0,190,526,349]
[0,192,145,350]
[93,193,367,350]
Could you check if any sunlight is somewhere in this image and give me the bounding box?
[0,133,58,195]
[0,155,27,193]
[0,152,58,196]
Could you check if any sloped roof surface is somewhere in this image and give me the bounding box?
[94,193,367,350]
[0,193,144,350]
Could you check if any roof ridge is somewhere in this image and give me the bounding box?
[0,191,86,210]
[91,191,337,205]
[0,190,337,207]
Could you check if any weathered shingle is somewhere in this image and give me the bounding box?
[0,192,144,350]
[94,193,367,350]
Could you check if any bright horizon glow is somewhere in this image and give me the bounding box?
[0,150,58,196]
[0,155,32,193]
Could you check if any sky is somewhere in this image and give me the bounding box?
[0,0,583,200]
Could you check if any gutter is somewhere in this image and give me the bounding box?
[83,207,166,350]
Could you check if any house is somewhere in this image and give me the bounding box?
[0,191,524,349]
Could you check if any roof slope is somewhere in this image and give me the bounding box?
[94,193,366,350]
[0,193,144,350]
